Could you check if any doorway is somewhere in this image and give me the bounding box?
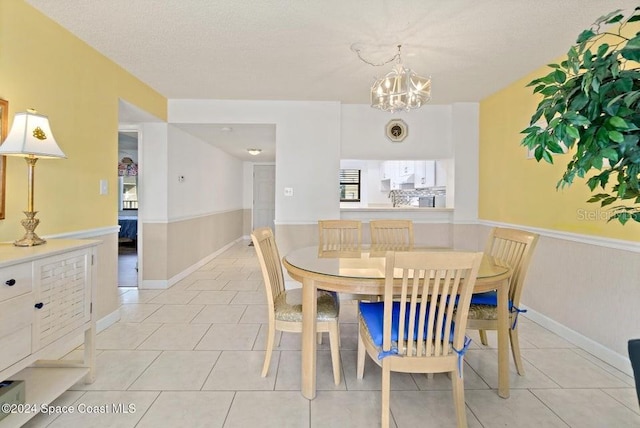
[253,164,275,230]
[118,131,139,287]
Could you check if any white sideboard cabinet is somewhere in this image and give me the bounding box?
[0,239,99,428]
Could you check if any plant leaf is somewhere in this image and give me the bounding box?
[605,13,624,24]
[600,147,619,163]
[596,43,610,58]
[621,35,640,61]
[608,116,629,129]
[565,125,580,139]
[576,29,596,43]
[608,130,624,143]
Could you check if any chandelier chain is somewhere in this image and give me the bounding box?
[352,44,402,67]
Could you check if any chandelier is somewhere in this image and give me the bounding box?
[355,44,431,113]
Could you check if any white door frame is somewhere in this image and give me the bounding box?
[118,124,143,287]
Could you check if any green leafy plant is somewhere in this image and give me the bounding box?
[521,8,640,224]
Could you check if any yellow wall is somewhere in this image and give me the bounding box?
[0,1,166,241]
[479,49,640,241]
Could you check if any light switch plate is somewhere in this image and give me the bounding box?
[99,179,108,195]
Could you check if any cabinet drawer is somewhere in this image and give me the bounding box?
[0,263,32,303]
[0,325,31,371]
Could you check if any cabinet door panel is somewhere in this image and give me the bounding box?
[33,249,91,349]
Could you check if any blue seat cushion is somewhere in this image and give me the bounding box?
[359,301,453,347]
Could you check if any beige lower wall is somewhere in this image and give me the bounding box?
[476,223,638,362]
[523,233,639,359]
[143,210,244,281]
[243,209,252,236]
[142,222,169,281]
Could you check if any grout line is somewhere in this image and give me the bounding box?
[132,390,162,427]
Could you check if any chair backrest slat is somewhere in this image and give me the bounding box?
[383,251,482,358]
[484,228,539,305]
[251,228,285,315]
[370,220,414,249]
[318,220,362,252]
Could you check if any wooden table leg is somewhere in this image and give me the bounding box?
[496,278,510,398]
[301,277,317,399]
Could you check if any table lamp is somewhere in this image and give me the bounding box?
[0,110,66,246]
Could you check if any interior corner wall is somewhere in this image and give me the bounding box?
[451,103,479,225]
[479,68,640,241]
[167,125,243,219]
[0,1,166,242]
[242,162,254,235]
[1,2,167,320]
[168,99,342,253]
[140,124,245,285]
[478,57,640,365]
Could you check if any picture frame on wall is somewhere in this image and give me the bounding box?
[0,98,7,219]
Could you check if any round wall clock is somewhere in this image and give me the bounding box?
[385,119,408,142]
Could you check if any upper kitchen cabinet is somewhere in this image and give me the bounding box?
[379,161,397,180]
[381,160,449,190]
[415,160,435,188]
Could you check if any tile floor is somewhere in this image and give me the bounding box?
[24,240,640,427]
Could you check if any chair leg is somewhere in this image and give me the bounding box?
[509,326,525,376]
[357,326,366,379]
[381,362,391,428]
[262,323,276,377]
[329,321,341,385]
[479,329,488,346]
[451,369,468,428]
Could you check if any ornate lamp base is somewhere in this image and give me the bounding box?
[14,211,46,247]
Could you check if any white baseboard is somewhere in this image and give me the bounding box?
[96,309,121,333]
[139,280,170,290]
[521,304,633,376]
[140,238,244,289]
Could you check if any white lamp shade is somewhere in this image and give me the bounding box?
[0,111,66,158]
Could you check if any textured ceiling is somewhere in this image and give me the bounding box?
[25,0,640,161]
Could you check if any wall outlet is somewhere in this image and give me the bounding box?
[284,187,294,196]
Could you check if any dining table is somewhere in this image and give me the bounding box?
[282,245,513,400]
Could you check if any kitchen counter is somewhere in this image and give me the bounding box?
[340,206,453,222]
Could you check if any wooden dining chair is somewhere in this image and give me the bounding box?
[357,251,483,428]
[466,227,539,375]
[251,227,342,385]
[318,219,362,252]
[369,219,414,249]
